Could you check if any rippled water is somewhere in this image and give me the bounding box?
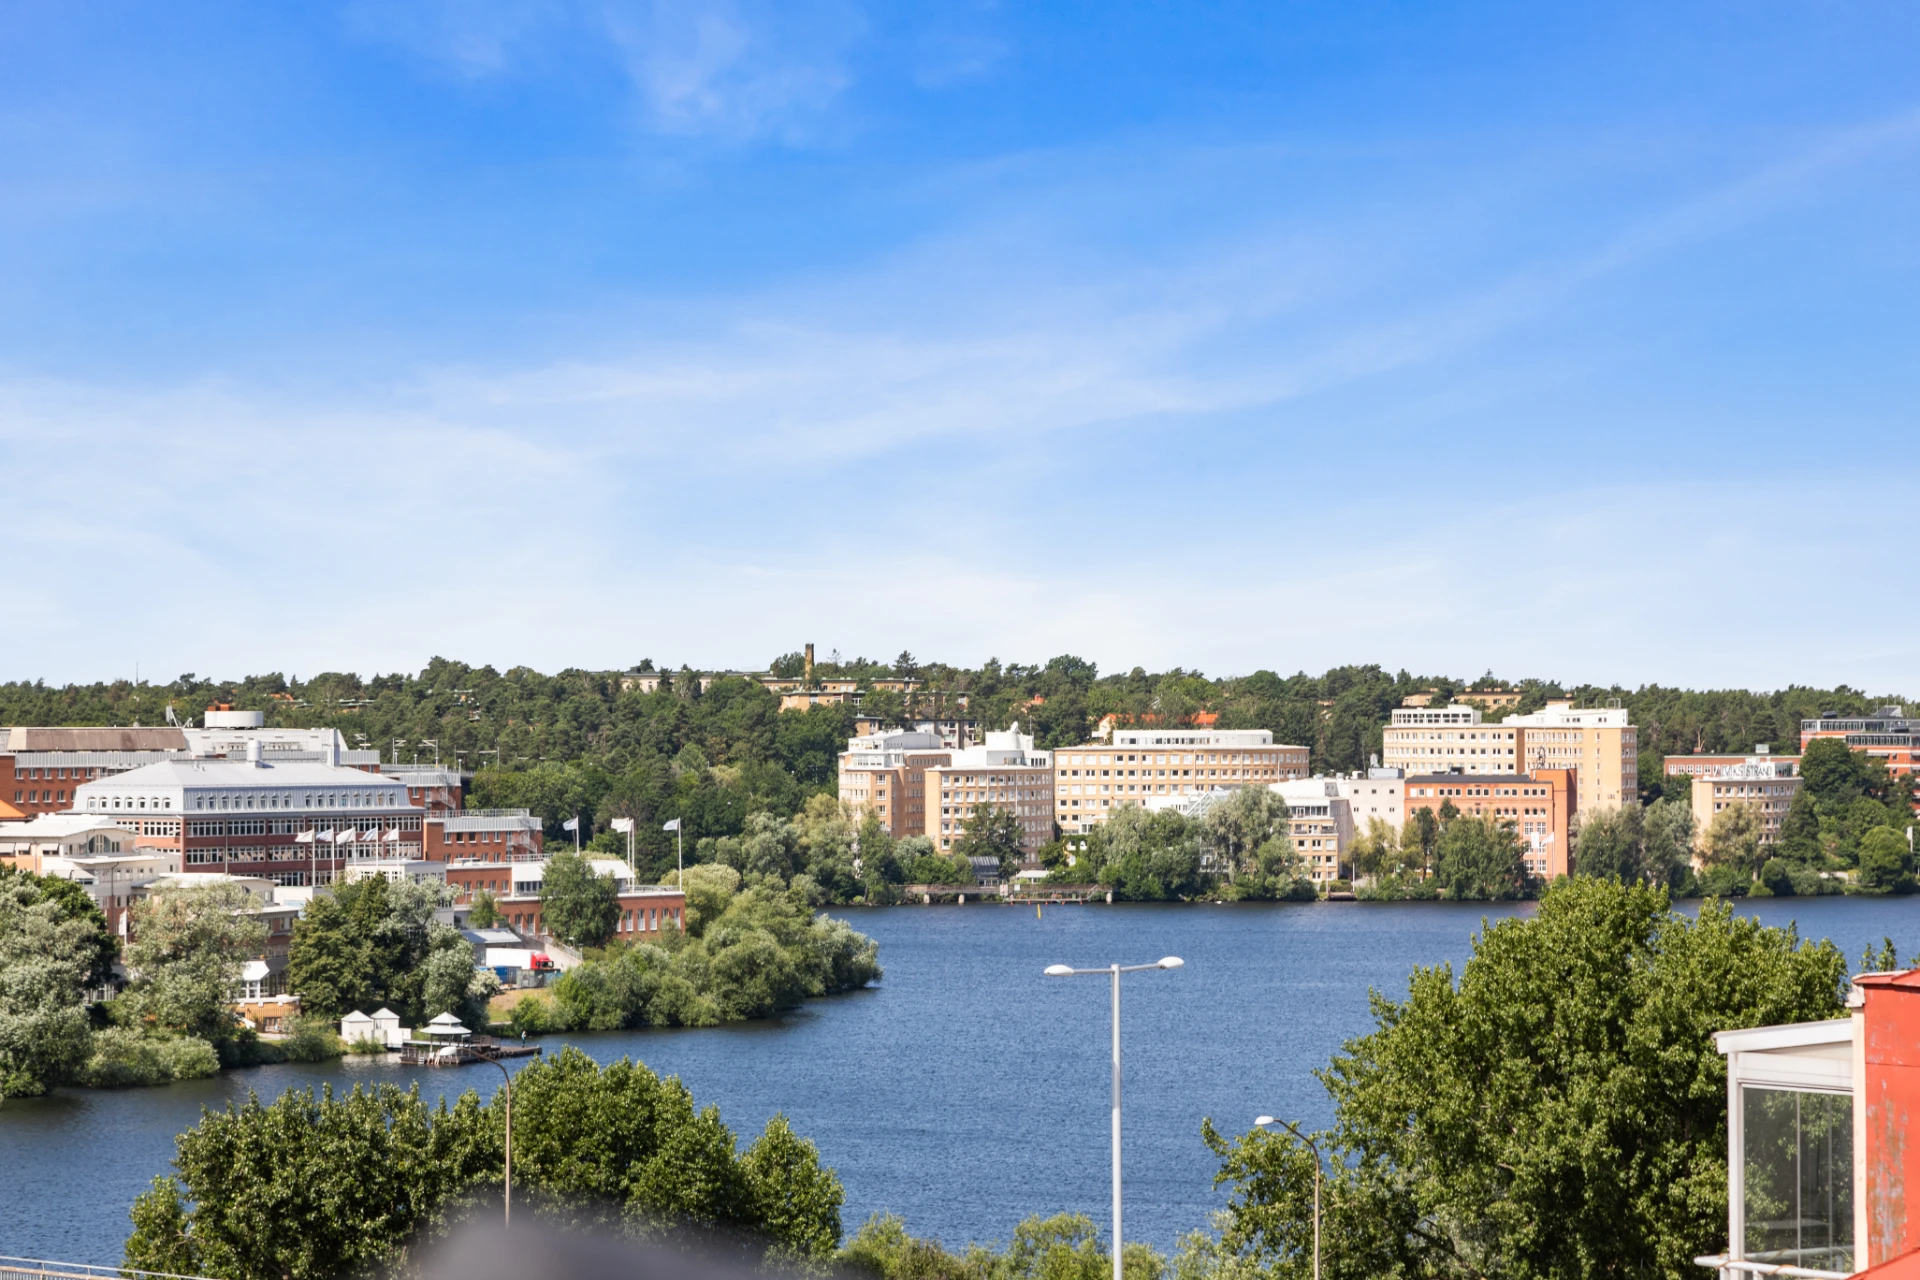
[4,896,1917,1265]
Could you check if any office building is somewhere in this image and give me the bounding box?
[1381,705,1520,776]
[1507,700,1640,811]
[1054,727,1307,833]
[1801,708,1920,779]
[1404,768,1576,879]
[1691,760,1802,849]
[1272,778,1355,883]
[925,726,1054,856]
[838,730,954,839]
[1665,747,1797,779]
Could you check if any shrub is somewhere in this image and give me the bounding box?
[280,1017,345,1063]
[80,1029,220,1088]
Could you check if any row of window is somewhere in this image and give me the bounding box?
[1059,751,1289,767]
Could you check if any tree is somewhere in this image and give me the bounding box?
[0,871,99,1097]
[467,888,499,928]
[1201,878,1849,1280]
[1572,805,1643,883]
[122,882,268,1044]
[1776,788,1822,865]
[540,849,620,949]
[1799,737,1873,809]
[953,804,1025,880]
[1346,818,1403,883]
[1700,802,1763,877]
[1199,788,1292,882]
[1433,815,1527,900]
[124,1048,847,1280]
[1856,825,1913,893]
[287,877,472,1024]
[1642,798,1697,889]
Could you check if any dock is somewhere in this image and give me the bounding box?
[397,1036,543,1067]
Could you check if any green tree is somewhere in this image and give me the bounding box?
[1776,788,1822,865]
[1433,815,1527,900]
[287,877,473,1024]
[1642,798,1697,889]
[0,871,99,1097]
[122,882,268,1044]
[954,804,1026,880]
[1201,878,1849,1280]
[1799,737,1873,808]
[1856,825,1913,893]
[1346,818,1403,882]
[1700,802,1764,878]
[540,849,620,949]
[467,888,499,928]
[1572,805,1644,883]
[1200,788,1292,883]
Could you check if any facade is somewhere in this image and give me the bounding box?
[71,746,426,887]
[384,765,465,814]
[849,715,978,749]
[1666,748,1797,778]
[1801,707,1920,780]
[1508,700,1640,811]
[1331,768,1405,832]
[468,857,686,940]
[424,808,543,863]
[1404,769,1576,879]
[1272,779,1355,883]
[838,731,953,839]
[925,726,1054,856]
[1054,728,1308,833]
[1382,705,1520,776]
[1691,761,1802,850]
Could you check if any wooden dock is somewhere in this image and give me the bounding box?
[397,1037,542,1067]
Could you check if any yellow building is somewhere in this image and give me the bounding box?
[837,731,952,839]
[1054,727,1308,833]
[924,727,1055,857]
[1509,699,1640,811]
[1382,705,1520,776]
[1691,762,1802,850]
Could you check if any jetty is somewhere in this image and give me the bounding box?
[394,1011,542,1066]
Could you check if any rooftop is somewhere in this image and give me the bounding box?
[74,757,415,791]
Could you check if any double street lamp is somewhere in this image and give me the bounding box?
[1044,957,1184,1280]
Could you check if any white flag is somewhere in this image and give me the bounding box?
[562,817,579,832]
[662,818,682,832]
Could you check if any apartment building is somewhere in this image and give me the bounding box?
[1332,768,1405,832]
[838,731,953,839]
[1405,768,1576,879]
[1691,761,1802,849]
[1381,706,1520,776]
[1508,700,1640,811]
[1054,727,1308,833]
[1272,779,1355,883]
[926,726,1054,856]
[1801,707,1920,779]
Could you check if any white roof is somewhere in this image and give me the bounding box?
[340,1010,376,1025]
[0,813,135,840]
[76,757,408,790]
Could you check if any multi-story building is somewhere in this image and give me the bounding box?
[1381,706,1520,777]
[71,742,425,887]
[1801,707,1920,779]
[926,727,1055,856]
[838,731,954,839]
[1272,779,1355,883]
[849,715,978,749]
[1053,728,1308,833]
[1691,761,1802,850]
[424,809,543,863]
[0,814,177,934]
[384,765,465,814]
[1508,700,1640,811]
[1404,768,1576,879]
[1331,767,1405,832]
[1665,747,1797,779]
[457,857,685,941]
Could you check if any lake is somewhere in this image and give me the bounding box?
[4,896,1918,1266]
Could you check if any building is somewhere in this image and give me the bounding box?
[1702,968,1920,1275]
[1272,779,1355,883]
[384,765,465,814]
[924,726,1054,856]
[1404,769,1576,879]
[423,809,543,863]
[134,872,302,994]
[1801,707,1920,780]
[1331,767,1405,832]
[849,715,978,749]
[1665,746,1797,779]
[1381,705,1521,777]
[464,857,686,941]
[1054,727,1308,832]
[1507,699,1640,811]
[838,731,953,839]
[71,743,426,887]
[1691,760,1802,850]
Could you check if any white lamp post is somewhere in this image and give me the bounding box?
[1253,1115,1322,1280]
[1044,956,1184,1280]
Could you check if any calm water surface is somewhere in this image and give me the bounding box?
[5,897,1918,1264]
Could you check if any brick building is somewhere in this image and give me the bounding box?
[1404,767,1576,879]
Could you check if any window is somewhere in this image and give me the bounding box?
[1739,1087,1852,1273]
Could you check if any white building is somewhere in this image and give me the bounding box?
[1055,727,1309,833]
[1331,768,1405,833]
[1272,779,1356,883]
[1381,705,1520,776]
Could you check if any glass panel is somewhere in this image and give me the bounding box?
[1742,1086,1853,1272]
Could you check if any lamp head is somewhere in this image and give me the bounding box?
[1044,964,1074,977]
[1158,956,1185,969]
[1254,1116,1275,1127]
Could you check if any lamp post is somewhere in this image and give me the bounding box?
[481,1055,515,1229]
[1044,956,1184,1280]
[1253,1115,1322,1280]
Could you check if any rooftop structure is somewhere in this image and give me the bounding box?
[1383,704,1520,777]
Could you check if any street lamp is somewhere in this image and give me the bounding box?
[1253,1115,1322,1280]
[1044,956,1184,1280]
[480,1055,515,1229]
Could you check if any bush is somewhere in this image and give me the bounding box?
[80,1029,220,1088]
[1759,858,1795,897]
[280,1017,345,1063]
[344,1037,389,1056]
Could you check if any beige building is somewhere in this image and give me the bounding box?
[1272,779,1355,883]
[1509,699,1640,811]
[924,726,1054,856]
[1691,761,1802,851]
[1332,768,1405,833]
[837,731,952,839]
[1054,727,1308,833]
[1382,705,1520,776]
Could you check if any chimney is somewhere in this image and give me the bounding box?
[246,739,264,767]
[804,643,815,681]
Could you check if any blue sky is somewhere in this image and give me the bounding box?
[4,1,1919,690]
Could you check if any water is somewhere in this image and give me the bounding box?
[4,897,1918,1266]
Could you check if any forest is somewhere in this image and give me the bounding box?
[0,656,1904,880]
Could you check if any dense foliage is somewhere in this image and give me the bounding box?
[1191,878,1849,1280]
[287,875,498,1027]
[842,1211,1166,1280]
[124,1046,844,1280]
[512,867,881,1033]
[0,867,107,1097]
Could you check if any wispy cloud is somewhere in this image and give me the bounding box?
[343,0,867,140]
